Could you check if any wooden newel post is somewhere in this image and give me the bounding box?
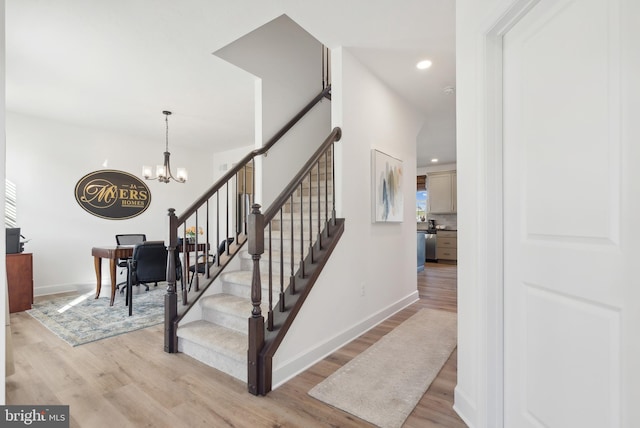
[165,208,179,353]
[247,203,265,395]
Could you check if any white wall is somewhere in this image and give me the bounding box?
[215,14,331,207]
[211,144,255,181]
[5,112,216,296]
[271,47,423,385]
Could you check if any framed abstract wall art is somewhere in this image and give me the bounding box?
[372,149,403,222]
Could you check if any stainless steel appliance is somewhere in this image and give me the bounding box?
[417,232,426,272]
[425,231,437,262]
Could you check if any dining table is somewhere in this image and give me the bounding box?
[91,242,209,306]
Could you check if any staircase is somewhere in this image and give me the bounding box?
[162,86,342,395]
[176,159,335,383]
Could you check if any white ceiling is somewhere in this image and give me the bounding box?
[5,0,456,166]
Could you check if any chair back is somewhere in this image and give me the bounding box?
[131,241,167,283]
[116,234,147,245]
[217,237,235,255]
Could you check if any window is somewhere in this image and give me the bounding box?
[416,190,427,221]
[5,179,17,227]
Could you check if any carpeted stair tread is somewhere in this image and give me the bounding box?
[201,293,253,317]
[177,320,247,359]
[220,270,283,287]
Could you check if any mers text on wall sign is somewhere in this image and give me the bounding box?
[74,170,151,220]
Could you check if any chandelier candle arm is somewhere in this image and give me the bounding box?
[143,110,187,184]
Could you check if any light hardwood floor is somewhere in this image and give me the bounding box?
[6,262,466,427]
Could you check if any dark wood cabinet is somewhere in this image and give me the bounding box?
[7,253,33,313]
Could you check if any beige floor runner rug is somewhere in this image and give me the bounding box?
[308,308,457,428]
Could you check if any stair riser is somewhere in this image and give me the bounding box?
[281,204,334,214]
[201,301,276,334]
[240,257,297,273]
[268,227,327,238]
[221,280,280,302]
[178,339,247,382]
[203,308,247,334]
[284,193,333,206]
[295,187,332,197]
[269,219,325,230]
[300,175,332,185]
[266,238,319,255]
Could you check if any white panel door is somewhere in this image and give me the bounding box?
[503,0,640,426]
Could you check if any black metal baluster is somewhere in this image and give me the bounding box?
[279,208,285,312]
[308,174,313,262]
[289,195,295,295]
[216,192,220,267]
[267,222,273,331]
[247,159,254,236]
[194,211,200,292]
[182,223,188,305]
[205,200,210,279]
[299,183,305,278]
[226,182,230,256]
[235,164,247,242]
[325,149,329,231]
[331,142,336,227]
[317,160,322,249]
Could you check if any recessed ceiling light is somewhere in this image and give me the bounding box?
[416,60,432,70]
[431,158,439,163]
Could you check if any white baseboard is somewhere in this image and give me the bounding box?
[453,386,476,428]
[271,290,419,389]
[34,282,100,297]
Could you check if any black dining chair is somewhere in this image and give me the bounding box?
[125,241,183,316]
[187,237,234,290]
[115,234,146,292]
[126,241,164,316]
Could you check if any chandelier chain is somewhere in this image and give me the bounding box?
[165,114,170,152]
[142,110,187,183]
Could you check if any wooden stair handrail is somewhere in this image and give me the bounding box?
[177,85,331,224]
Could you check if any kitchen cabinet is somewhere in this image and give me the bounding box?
[427,171,456,213]
[416,175,426,191]
[436,230,457,262]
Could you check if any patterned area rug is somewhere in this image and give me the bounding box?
[308,308,457,428]
[27,285,168,346]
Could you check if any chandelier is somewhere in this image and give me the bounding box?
[143,110,187,183]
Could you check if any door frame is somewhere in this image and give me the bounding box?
[472,1,542,426]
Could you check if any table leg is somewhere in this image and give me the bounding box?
[109,259,117,306]
[94,256,102,299]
